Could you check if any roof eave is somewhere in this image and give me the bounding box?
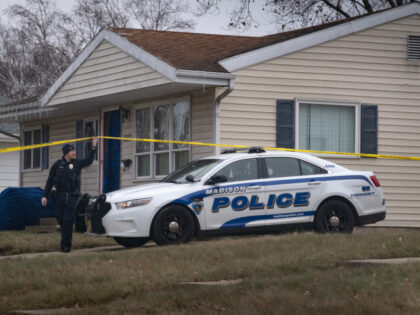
[41,30,233,107]
[219,2,420,72]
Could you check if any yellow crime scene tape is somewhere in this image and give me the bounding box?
[0,135,419,161]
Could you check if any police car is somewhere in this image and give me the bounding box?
[79,147,386,248]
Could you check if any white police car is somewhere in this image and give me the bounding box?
[82,147,386,248]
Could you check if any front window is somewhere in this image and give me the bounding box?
[298,102,357,153]
[135,99,190,179]
[162,159,222,183]
[23,129,41,170]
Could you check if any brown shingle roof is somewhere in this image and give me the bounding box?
[109,20,348,73]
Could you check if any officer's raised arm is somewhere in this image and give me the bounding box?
[78,137,98,169]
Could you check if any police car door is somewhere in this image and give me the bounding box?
[262,157,326,226]
[203,158,267,230]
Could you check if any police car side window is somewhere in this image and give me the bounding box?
[265,157,301,178]
[300,159,328,175]
[214,158,258,183]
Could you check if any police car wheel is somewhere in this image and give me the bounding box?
[315,199,355,233]
[113,237,149,248]
[152,206,195,246]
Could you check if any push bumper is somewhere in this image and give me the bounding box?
[358,211,386,226]
[75,194,111,234]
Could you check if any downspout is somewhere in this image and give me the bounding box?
[214,79,234,155]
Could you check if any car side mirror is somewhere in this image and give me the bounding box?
[206,174,228,185]
[185,175,195,183]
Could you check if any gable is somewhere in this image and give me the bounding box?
[220,3,420,72]
[48,40,171,106]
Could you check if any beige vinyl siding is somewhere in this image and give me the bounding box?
[49,40,171,106]
[119,88,216,188]
[21,113,99,196]
[0,139,19,192]
[220,14,420,227]
[191,88,216,159]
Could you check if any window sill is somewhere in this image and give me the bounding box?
[22,168,44,173]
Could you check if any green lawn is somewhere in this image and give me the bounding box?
[2,230,420,314]
[0,231,115,256]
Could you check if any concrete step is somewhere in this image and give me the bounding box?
[39,218,57,226]
[25,226,58,233]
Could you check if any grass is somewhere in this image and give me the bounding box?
[2,230,420,314]
[0,231,115,256]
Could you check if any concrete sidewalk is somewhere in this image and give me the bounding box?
[347,257,420,265]
[0,245,125,260]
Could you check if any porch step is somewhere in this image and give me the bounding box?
[25,226,58,233]
[40,218,57,226]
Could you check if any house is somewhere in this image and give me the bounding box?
[0,97,20,192]
[0,3,419,227]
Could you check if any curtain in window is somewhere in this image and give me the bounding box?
[299,104,355,153]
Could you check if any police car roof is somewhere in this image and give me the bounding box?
[206,149,317,161]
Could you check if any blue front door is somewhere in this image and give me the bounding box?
[103,110,121,193]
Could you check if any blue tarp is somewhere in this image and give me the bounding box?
[0,187,55,230]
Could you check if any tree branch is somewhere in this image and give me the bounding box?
[321,0,351,18]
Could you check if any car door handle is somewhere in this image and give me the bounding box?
[247,186,262,191]
[307,181,321,186]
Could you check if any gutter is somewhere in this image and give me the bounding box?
[0,129,20,141]
[214,79,234,155]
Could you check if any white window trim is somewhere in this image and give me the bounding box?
[132,96,191,181]
[294,98,361,159]
[21,126,42,172]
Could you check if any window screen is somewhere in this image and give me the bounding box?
[299,103,355,153]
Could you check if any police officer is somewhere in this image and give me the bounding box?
[41,138,98,252]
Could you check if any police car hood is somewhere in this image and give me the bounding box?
[105,182,193,202]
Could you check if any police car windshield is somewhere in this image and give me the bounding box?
[162,159,222,183]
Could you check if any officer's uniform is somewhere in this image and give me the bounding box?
[43,144,97,251]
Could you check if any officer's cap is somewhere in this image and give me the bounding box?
[62,144,75,156]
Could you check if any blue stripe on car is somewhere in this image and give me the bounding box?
[220,211,316,229]
[169,175,374,207]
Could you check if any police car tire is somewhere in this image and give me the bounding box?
[113,237,149,248]
[314,199,355,233]
[152,205,195,246]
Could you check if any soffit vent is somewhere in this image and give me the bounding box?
[408,35,420,60]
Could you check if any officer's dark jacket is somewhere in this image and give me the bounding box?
[43,147,97,197]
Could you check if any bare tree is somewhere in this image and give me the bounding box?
[125,0,195,30]
[73,0,129,44]
[195,0,416,31]
[0,0,78,99]
[0,0,197,99]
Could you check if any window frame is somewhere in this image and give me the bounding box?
[21,126,42,172]
[132,96,191,181]
[295,98,361,158]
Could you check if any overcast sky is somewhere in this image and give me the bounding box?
[0,0,279,36]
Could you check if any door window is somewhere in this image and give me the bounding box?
[264,157,327,178]
[265,157,300,178]
[213,158,258,183]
